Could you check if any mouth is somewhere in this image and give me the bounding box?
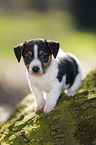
[30,72,43,77]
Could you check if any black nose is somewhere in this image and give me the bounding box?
[32,66,40,73]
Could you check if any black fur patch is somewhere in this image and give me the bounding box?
[22,43,34,65]
[57,53,78,88]
[22,39,51,65]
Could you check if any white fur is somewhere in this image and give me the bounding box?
[27,49,82,113]
[28,44,43,74]
[29,59,43,74]
[34,44,38,59]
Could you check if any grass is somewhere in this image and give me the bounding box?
[0,11,96,61]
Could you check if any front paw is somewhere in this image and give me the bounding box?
[35,101,45,111]
[43,102,56,113]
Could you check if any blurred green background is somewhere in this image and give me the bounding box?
[0,12,96,59]
[0,0,96,124]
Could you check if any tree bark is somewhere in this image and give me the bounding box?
[0,69,96,145]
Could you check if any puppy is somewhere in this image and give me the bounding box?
[14,38,82,113]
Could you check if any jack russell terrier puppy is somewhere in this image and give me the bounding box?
[14,38,82,113]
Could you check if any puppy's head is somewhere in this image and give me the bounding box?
[14,38,60,76]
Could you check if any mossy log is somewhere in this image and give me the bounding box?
[0,70,96,145]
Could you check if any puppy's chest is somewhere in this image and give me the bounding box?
[38,81,51,92]
[28,58,60,92]
[29,76,52,92]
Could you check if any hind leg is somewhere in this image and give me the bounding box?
[66,72,82,96]
[66,89,76,96]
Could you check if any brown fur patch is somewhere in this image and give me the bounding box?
[39,50,43,55]
[43,55,51,69]
[23,58,29,69]
[28,51,32,56]
[26,64,29,69]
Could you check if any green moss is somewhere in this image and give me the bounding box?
[0,70,96,145]
[79,69,96,90]
[74,119,96,145]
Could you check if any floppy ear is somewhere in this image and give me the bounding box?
[14,42,27,62]
[45,39,60,58]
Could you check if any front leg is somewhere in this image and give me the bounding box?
[31,85,45,111]
[44,84,62,113]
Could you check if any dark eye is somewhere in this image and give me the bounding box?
[40,54,48,59]
[40,53,49,63]
[42,54,48,59]
[25,54,31,60]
